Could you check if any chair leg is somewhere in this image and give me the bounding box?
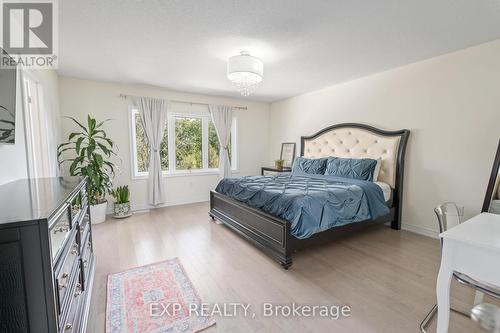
[420,304,470,332]
[420,304,437,333]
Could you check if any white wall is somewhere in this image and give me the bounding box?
[0,68,60,185]
[269,40,500,236]
[58,77,270,210]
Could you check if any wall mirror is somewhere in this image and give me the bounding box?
[0,50,17,144]
[482,139,500,214]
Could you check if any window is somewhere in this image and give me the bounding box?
[175,117,202,170]
[133,112,169,173]
[130,107,237,177]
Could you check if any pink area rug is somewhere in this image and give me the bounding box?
[106,258,215,333]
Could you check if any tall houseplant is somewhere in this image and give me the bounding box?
[58,115,116,224]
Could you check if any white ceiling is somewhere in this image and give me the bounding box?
[59,0,500,102]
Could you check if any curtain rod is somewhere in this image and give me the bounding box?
[119,93,248,110]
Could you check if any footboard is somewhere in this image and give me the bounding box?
[209,191,293,268]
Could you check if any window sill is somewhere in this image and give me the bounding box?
[131,169,239,180]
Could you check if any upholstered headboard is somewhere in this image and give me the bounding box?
[302,124,407,188]
[301,123,410,228]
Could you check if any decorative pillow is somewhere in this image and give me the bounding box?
[292,157,328,175]
[324,157,378,181]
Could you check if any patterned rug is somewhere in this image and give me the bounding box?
[106,258,215,333]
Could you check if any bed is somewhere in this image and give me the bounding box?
[209,123,410,269]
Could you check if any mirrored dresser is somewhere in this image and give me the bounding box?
[0,177,95,333]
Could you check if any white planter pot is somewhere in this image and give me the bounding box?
[113,202,132,219]
[90,201,108,224]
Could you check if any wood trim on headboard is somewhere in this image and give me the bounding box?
[300,123,410,230]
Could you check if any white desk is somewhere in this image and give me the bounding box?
[437,213,500,332]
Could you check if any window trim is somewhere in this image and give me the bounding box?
[129,106,238,179]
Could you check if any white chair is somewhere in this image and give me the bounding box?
[420,202,500,332]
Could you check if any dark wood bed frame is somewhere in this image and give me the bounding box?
[209,123,410,269]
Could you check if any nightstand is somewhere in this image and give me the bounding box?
[261,166,292,176]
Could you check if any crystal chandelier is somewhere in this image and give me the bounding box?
[227,51,264,96]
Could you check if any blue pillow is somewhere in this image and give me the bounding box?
[324,157,377,181]
[292,157,328,175]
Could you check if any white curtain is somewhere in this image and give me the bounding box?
[209,104,233,178]
[133,97,168,205]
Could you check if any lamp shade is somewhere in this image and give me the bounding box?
[227,51,263,96]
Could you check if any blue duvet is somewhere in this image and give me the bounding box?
[215,173,390,239]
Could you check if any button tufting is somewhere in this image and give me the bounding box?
[374,140,378,143]
[364,149,368,153]
[383,149,388,154]
[348,131,351,135]
[324,141,328,145]
[339,140,343,144]
[356,139,360,144]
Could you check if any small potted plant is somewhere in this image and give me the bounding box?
[111,186,132,218]
[275,159,285,169]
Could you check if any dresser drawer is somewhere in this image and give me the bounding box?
[59,270,83,333]
[55,231,79,314]
[80,233,92,286]
[70,187,88,223]
[78,215,90,253]
[49,204,72,261]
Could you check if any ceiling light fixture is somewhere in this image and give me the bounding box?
[227,51,263,96]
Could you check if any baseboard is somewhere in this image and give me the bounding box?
[401,223,439,239]
[106,199,209,215]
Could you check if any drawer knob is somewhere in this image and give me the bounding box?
[64,323,72,330]
[71,243,78,255]
[74,283,82,297]
[58,273,69,289]
[54,226,69,234]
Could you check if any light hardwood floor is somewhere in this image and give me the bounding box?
[88,202,492,332]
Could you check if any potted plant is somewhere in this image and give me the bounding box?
[58,115,116,224]
[111,186,132,218]
[275,159,285,169]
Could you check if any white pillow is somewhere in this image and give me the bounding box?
[373,158,382,182]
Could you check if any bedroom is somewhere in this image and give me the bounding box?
[0,1,500,332]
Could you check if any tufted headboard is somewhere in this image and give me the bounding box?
[301,123,410,229]
[301,124,408,188]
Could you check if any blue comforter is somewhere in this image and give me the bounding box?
[215,173,390,239]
